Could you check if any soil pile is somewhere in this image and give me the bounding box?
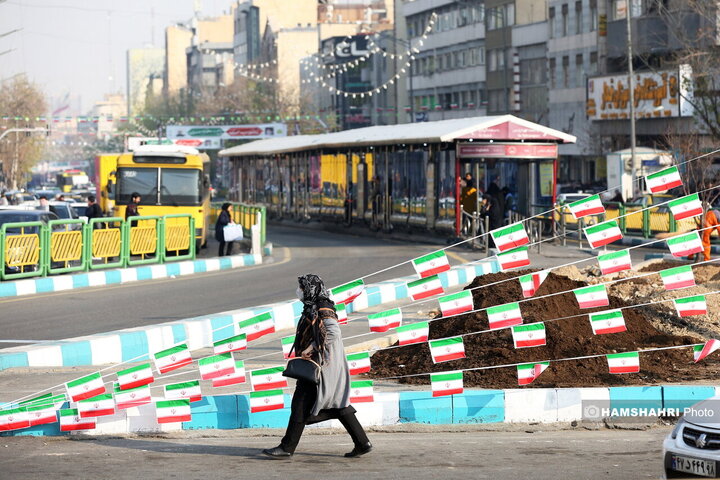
[369,267,720,388]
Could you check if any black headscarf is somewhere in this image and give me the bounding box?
[292,274,335,360]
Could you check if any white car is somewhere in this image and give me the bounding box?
[663,397,720,478]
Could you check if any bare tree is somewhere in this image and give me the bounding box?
[0,75,47,190]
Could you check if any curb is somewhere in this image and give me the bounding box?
[0,243,273,300]
[2,385,715,437]
[0,258,499,371]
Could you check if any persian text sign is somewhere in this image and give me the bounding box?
[457,143,558,159]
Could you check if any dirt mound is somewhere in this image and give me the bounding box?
[369,269,720,389]
[638,259,693,273]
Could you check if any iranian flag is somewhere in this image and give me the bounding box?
[396,321,429,346]
[675,295,708,317]
[346,352,371,375]
[497,247,530,271]
[438,290,474,317]
[281,335,296,359]
[511,322,547,348]
[429,337,466,363]
[250,366,287,391]
[116,363,154,391]
[368,308,403,333]
[198,353,236,381]
[568,194,605,219]
[584,220,623,249]
[213,333,247,355]
[349,380,374,403]
[336,303,348,325]
[59,408,96,431]
[152,344,192,375]
[77,393,115,418]
[164,380,202,403]
[0,407,30,431]
[238,312,275,342]
[517,362,549,386]
[21,394,65,426]
[646,166,683,193]
[597,249,632,275]
[431,370,464,397]
[331,279,365,305]
[113,383,151,410]
[519,271,548,298]
[666,232,703,258]
[573,285,610,309]
[407,275,444,300]
[660,265,696,290]
[487,302,523,329]
[693,339,720,363]
[412,251,451,278]
[250,389,285,413]
[589,309,627,335]
[212,360,246,387]
[607,351,640,374]
[490,222,530,252]
[155,399,191,424]
[669,194,703,220]
[65,372,106,402]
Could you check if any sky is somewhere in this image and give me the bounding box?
[0,0,234,114]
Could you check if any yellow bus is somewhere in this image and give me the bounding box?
[56,169,90,193]
[103,146,211,250]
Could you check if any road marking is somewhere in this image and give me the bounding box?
[446,250,471,264]
[0,246,293,305]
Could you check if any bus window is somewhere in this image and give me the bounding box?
[160,169,202,205]
[118,168,158,204]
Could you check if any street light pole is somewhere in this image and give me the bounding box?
[626,7,638,199]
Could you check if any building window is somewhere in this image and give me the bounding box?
[562,55,569,87]
[438,54,444,71]
[590,0,598,31]
[575,1,582,34]
[549,7,555,38]
[562,4,569,36]
[590,51,598,74]
[478,46,485,65]
[575,53,584,87]
[549,57,556,88]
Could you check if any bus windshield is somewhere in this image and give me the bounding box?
[117,167,202,206]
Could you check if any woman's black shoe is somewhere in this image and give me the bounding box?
[344,442,372,458]
[262,446,292,459]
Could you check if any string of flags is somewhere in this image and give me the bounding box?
[1,167,717,434]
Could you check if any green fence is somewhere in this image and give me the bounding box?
[211,203,266,245]
[0,214,196,281]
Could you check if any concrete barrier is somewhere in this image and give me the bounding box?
[504,388,559,423]
[662,385,716,410]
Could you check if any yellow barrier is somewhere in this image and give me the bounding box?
[50,231,83,262]
[5,234,40,267]
[92,228,122,258]
[129,226,157,255]
[165,224,190,251]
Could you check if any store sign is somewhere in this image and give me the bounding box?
[457,143,558,159]
[166,123,287,140]
[321,35,370,63]
[586,66,694,120]
[127,137,222,151]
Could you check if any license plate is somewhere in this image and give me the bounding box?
[672,454,717,477]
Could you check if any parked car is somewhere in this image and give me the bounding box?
[0,209,59,275]
[663,396,720,478]
[556,192,592,206]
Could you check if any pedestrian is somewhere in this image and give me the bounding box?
[0,191,7,206]
[215,202,234,257]
[701,205,720,261]
[464,172,474,190]
[56,194,65,202]
[38,195,49,211]
[126,192,141,227]
[85,195,103,225]
[262,274,372,459]
[460,174,478,235]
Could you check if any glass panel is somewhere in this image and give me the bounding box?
[160,169,202,205]
[117,168,158,205]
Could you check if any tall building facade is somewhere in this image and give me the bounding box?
[126,47,164,116]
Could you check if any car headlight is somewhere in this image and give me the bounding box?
[671,418,686,439]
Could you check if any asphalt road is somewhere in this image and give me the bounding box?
[0,426,673,479]
[0,225,476,345]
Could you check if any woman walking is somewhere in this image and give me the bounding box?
[215,202,234,257]
[262,274,372,459]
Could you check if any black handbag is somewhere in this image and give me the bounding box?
[282,357,321,384]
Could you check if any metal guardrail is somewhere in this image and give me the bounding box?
[211,203,266,246]
[0,214,197,281]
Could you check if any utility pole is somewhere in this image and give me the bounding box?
[626,7,638,198]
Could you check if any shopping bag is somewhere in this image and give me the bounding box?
[223,224,243,242]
